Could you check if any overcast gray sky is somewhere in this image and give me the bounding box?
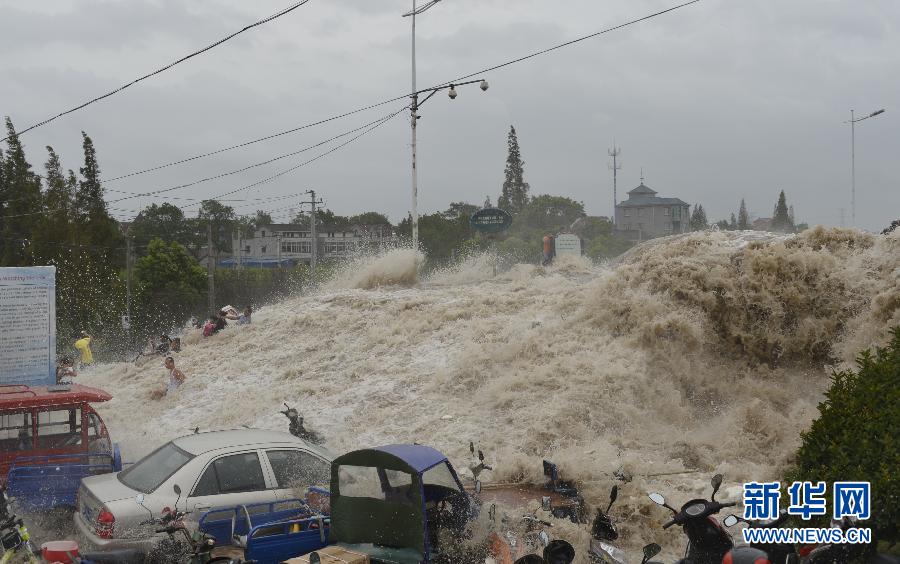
[1,0,897,231]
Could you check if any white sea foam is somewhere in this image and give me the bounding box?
[80,227,900,561]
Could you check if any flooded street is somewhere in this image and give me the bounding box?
[74,228,900,560]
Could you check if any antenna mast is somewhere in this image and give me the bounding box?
[608,143,622,226]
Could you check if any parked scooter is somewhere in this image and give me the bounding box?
[140,485,250,564]
[281,403,325,445]
[800,516,899,564]
[468,442,492,494]
[648,473,737,564]
[0,512,37,563]
[589,485,626,564]
[723,510,799,564]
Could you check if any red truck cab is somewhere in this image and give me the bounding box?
[0,383,120,508]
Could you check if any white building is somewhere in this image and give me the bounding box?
[225,223,395,267]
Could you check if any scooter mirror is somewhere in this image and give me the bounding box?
[723,515,739,527]
[475,481,482,494]
[539,530,550,547]
[173,484,182,496]
[648,493,666,506]
[135,494,145,505]
[642,543,662,561]
[609,485,618,503]
[711,474,723,493]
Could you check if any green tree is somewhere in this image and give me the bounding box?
[134,239,207,335]
[31,147,76,265]
[442,202,478,220]
[729,213,737,230]
[690,204,708,231]
[198,199,236,255]
[0,117,43,265]
[130,203,191,251]
[737,199,750,230]
[497,125,530,215]
[771,190,794,232]
[715,219,730,230]
[788,327,900,543]
[348,211,391,226]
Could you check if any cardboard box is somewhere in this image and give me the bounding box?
[284,545,370,564]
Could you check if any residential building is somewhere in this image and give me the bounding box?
[224,223,396,268]
[614,182,691,241]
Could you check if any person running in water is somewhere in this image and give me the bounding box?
[74,331,93,367]
[542,233,555,266]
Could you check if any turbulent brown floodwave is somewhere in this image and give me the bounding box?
[83,227,900,561]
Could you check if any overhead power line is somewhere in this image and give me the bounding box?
[98,0,700,184]
[109,110,400,202]
[0,0,313,142]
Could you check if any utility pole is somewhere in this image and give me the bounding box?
[236,230,242,270]
[846,108,886,227]
[276,233,282,268]
[608,143,621,226]
[839,208,846,228]
[410,0,420,251]
[301,190,324,278]
[125,233,132,346]
[207,222,215,312]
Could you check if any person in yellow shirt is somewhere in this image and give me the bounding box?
[74,331,93,367]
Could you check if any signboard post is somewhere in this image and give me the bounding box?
[0,266,56,386]
[470,207,512,276]
[554,233,582,257]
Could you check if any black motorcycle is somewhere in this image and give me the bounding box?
[280,402,325,445]
[589,485,626,564]
[648,473,737,564]
[723,511,798,564]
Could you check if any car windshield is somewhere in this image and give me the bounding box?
[118,442,193,493]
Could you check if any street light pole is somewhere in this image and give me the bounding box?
[411,0,419,251]
[847,108,885,227]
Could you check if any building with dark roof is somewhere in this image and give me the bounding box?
[614,182,690,241]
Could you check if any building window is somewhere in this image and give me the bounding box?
[300,232,310,238]
[244,246,250,253]
[664,208,670,216]
[261,230,266,237]
[261,246,267,254]
[324,241,351,255]
[624,210,631,217]
[281,241,311,254]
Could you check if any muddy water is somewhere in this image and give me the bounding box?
[80,227,900,562]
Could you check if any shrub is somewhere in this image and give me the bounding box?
[788,327,900,543]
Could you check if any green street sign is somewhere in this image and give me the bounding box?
[470,207,512,234]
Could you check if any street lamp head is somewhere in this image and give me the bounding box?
[871,109,885,117]
[448,85,457,99]
[480,80,489,92]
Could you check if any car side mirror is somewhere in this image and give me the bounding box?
[648,492,666,506]
[723,515,739,527]
[642,543,662,562]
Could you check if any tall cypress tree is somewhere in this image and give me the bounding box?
[0,117,43,265]
[737,199,750,230]
[498,125,530,215]
[729,213,737,230]
[690,204,708,231]
[771,190,794,232]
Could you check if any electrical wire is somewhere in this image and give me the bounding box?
[96,0,698,183]
[0,0,314,142]
[109,110,399,202]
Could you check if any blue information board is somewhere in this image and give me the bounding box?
[0,266,57,386]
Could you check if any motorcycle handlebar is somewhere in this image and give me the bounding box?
[663,518,676,529]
